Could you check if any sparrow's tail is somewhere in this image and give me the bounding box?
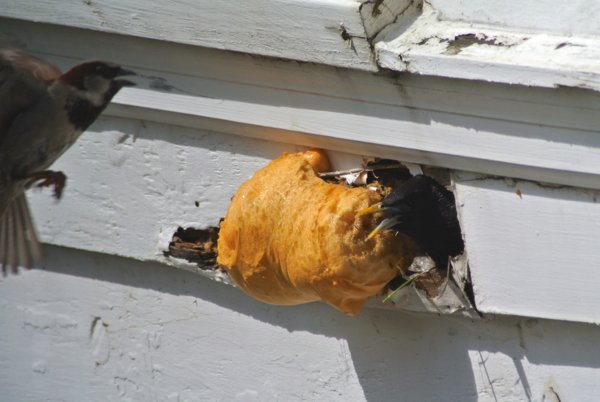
[0,192,42,275]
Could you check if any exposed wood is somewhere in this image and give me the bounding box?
[164,226,219,269]
[454,171,600,324]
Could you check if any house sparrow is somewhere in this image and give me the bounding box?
[0,48,135,274]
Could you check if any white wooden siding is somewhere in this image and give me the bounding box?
[454,172,600,324]
[2,17,600,324]
[3,247,600,401]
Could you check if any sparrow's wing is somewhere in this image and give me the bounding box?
[0,49,57,274]
[0,49,61,158]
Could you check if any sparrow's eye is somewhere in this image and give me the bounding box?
[90,63,116,78]
[95,64,107,74]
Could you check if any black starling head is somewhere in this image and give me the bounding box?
[359,174,464,268]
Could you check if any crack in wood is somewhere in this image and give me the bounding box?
[339,23,359,55]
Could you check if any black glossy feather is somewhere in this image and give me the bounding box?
[382,174,464,268]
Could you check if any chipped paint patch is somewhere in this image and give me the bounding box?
[443,33,521,55]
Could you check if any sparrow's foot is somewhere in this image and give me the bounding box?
[26,170,67,199]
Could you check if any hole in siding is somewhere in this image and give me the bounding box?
[318,158,476,315]
[164,226,220,270]
[164,156,477,316]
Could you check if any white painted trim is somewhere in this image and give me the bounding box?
[428,0,600,37]
[4,0,600,92]
[0,0,378,71]
[376,6,600,91]
[109,87,600,190]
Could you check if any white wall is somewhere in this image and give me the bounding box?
[2,246,600,402]
[2,4,600,401]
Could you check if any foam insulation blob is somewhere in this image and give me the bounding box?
[217,150,417,315]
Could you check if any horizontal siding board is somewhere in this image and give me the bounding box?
[109,87,600,190]
[0,0,377,71]
[454,171,600,324]
[28,117,300,265]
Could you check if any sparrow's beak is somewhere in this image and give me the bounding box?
[115,67,137,87]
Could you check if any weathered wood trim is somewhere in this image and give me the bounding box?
[376,5,600,91]
[0,0,379,71]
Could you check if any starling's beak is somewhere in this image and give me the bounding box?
[359,202,402,240]
[357,202,382,217]
[366,217,401,240]
[115,67,137,87]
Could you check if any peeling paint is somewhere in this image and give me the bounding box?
[444,33,505,55]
